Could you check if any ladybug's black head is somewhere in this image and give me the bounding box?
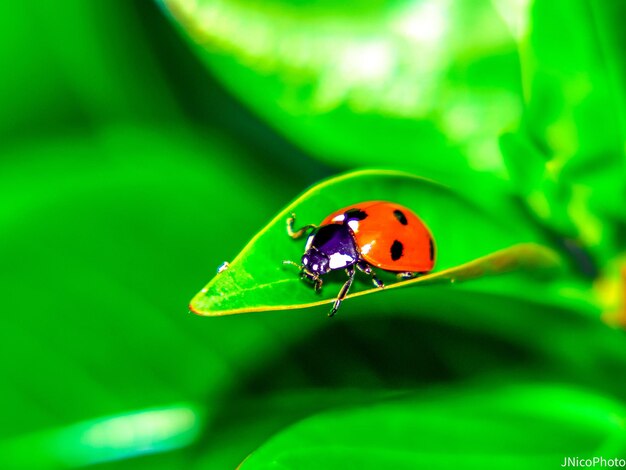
[302,248,330,276]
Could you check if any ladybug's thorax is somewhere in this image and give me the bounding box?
[302,224,359,274]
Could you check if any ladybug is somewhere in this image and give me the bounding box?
[284,201,435,316]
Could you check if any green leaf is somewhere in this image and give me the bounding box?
[521,0,626,232]
[524,0,626,165]
[190,169,560,316]
[240,384,626,469]
[500,132,578,238]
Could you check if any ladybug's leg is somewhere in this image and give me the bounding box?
[286,213,317,239]
[396,271,419,280]
[329,265,355,317]
[300,269,323,292]
[356,260,384,289]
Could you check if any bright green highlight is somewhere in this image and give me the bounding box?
[0,404,202,469]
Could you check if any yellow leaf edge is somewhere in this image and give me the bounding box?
[191,242,561,316]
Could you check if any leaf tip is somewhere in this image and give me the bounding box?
[188,301,203,316]
[189,288,211,316]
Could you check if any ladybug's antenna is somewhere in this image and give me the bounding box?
[282,260,302,271]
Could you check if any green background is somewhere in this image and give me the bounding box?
[1,1,625,468]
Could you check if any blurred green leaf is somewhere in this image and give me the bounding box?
[1,3,183,147]
[524,0,626,168]
[190,169,560,316]
[500,132,577,237]
[0,124,321,464]
[162,0,526,174]
[193,279,625,468]
[518,0,626,250]
[240,384,626,469]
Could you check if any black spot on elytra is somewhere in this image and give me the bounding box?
[393,209,408,225]
[429,238,435,261]
[344,208,368,221]
[391,240,404,261]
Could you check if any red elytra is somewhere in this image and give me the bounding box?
[320,201,435,273]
